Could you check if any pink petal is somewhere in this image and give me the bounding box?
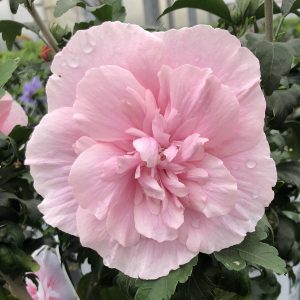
[77,207,196,279]
[74,66,156,142]
[154,25,260,96]
[176,133,208,162]
[106,185,140,247]
[69,144,127,218]
[47,22,164,112]
[138,172,165,200]
[210,84,267,157]
[0,92,27,135]
[158,65,239,147]
[27,247,77,300]
[134,187,181,242]
[222,136,277,230]
[25,108,82,235]
[133,136,159,167]
[182,154,238,218]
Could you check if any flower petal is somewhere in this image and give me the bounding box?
[47,22,164,112]
[154,25,260,96]
[25,108,82,235]
[158,65,240,147]
[182,154,238,218]
[74,66,156,142]
[77,207,196,279]
[69,143,127,218]
[0,92,27,135]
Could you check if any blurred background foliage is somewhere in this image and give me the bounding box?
[1,0,300,299]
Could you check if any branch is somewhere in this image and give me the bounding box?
[26,4,59,53]
[264,0,273,41]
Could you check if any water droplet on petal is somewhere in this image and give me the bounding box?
[83,44,94,54]
[87,31,97,46]
[66,55,79,68]
[246,160,256,169]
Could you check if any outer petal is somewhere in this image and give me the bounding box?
[69,144,127,217]
[210,84,266,157]
[181,154,238,218]
[0,92,27,135]
[179,137,276,253]
[26,247,78,300]
[47,22,164,111]
[159,65,240,147]
[223,136,277,230]
[74,66,156,142]
[25,108,82,235]
[154,25,260,97]
[77,207,196,279]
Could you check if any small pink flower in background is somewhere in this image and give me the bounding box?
[0,92,28,135]
[26,22,277,279]
[26,247,78,300]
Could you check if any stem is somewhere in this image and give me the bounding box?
[27,4,59,53]
[264,0,273,41]
[1,274,32,300]
[274,16,285,40]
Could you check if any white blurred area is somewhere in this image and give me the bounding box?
[0,0,216,29]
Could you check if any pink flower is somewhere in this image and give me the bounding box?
[0,92,28,135]
[26,22,277,279]
[26,247,78,300]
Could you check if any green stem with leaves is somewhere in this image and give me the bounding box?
[264,0,273,41]
[25,2,59,53]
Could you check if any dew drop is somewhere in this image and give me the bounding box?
[83,44,94,54]
[246,160,256,169]
[66,55,79,68]
[87,31,97,46]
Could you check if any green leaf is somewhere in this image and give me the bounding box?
[215,248,246,271]
[277,161,300,189]
[134,257,197,300]
[285,120,300,159]
[214,216,285,274]
[282,0,300,16]
[159,0,232,23]
[237,240,286,274]
[281,210,300,222]
[266,85,300,125]
[286,39,300,56]
[214,288,252,300]
[88,4,113,22]
[104,0,126,21]
[53,0,85,18]
[254,41,293,95]
[0,224,24,247]
[251,271,281,300]
[0,20,24,50]
[9,0,19,14]
[0,88,5,98]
